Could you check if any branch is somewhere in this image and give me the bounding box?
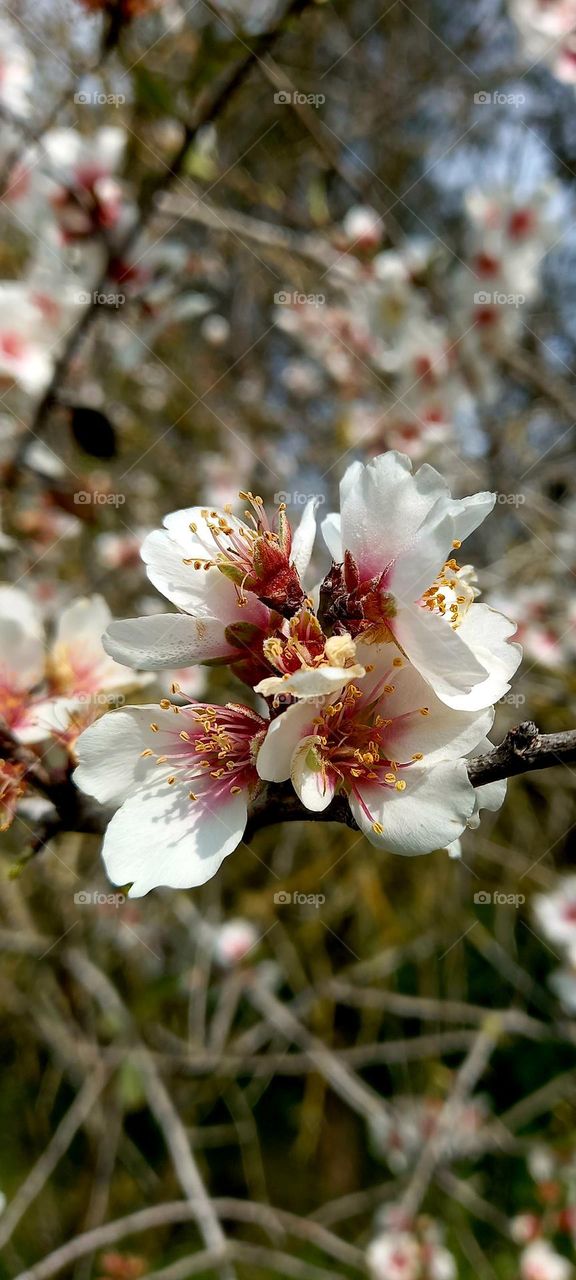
[10,721,576,853]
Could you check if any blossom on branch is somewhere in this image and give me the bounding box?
[74,700,267,896]
[320,451,521,709]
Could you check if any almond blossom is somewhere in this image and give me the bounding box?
[256,647,505,853]
[73,699,267,896]
[102,494,318,682]
[0,282,77,396]
[320,451,521,709]
[520,1239,572,1280]
[0,588,145,745]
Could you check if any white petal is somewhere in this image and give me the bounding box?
[360,657,493,764]
[321,512,342,562]
[291,737,336,811]
[467,735,507,827]
[388,512,454,605]
[338,452,447,579]
[142,525,269,630]
[54,595,111,646]
[290,498,319,579]
[254,662,364,701]
[392,605,487,703]
[439,604,522,711]
[448,491,495,541]
[74,705,181,804]
[0,617,44,690]
[103,614,236,669]
[350,758,475,854]
[256,702,317,782]
[102,781,247,896]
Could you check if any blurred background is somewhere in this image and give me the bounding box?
[1,0,576,1275]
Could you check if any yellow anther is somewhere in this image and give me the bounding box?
[150,723,159,732]
[395,780,407,791]
[372,822,384,835]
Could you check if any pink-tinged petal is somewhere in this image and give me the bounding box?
[358,656,493,763]
[102,781,248,896]
[290,498,319,579]
[291,737,336,812]
[142,526,269,629]
[103,614,236,670]
[392,605,486,703]
[256,702,317,782]
[350,758,475,854]
[338,452,448,578]
[439,604,522,710]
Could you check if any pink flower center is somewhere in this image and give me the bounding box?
[140,700,267,805]
[308,674,428,833]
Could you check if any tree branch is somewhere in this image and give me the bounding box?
[11,721,576,852]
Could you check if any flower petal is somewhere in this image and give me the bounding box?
[290,498,319,579]
[291,737,336,812]
[439,603,522,710]
[74,705,182,804]
[337,452,447,579]
[102,781,248,896]
[392,604,487,703]
[256,701,317,782]
[103,614,236,669]
[350,758,475,854]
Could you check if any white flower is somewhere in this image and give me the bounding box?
[320,451,521,709]
[213,918,259,966]
[257,646,501,854]
[0,588,145,744]
[367,1231,421,1280]
[549,966,576,1013]
[102,496,318,675]
[342,205,383,251]
[428,1245,457,1280]
[0,284,75,395]
[520,1239,572,1280]
[533,878,576,950]
[74,700,267,897]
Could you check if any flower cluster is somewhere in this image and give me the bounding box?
[74,450,521,896]
[276,179,559,464]
[510,0,576,86]
[367,1211,457,1280]
[511,1144,575,1280]
[0,589,147,829]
